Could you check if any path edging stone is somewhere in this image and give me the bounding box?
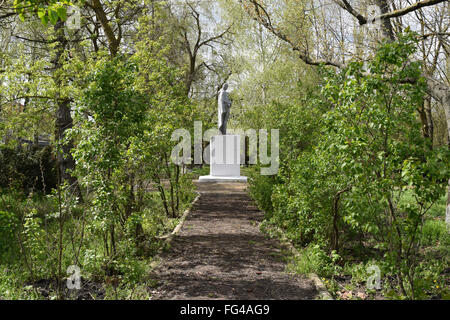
[156,192,201,245]
[151,184,319,299]
[150,192,201,272]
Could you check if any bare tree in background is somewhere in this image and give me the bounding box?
[173,0,233,96]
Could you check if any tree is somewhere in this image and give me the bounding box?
[240,0,450,225]
[170,0,234,96]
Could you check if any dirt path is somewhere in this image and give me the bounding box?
[149,182,318,300]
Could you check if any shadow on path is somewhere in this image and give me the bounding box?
[149,182,318,300]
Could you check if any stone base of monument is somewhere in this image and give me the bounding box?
[198,134,247,183]
[198,175,247,182]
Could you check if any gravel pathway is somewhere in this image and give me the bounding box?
[150,182,318,300]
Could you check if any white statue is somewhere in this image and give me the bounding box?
[218,83,231,135]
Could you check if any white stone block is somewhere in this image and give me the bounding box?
[198,135,247,182]
[210,134,240,176]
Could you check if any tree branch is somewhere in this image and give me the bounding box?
[332,0,367,25]
[88,0,120,56]
[373,0,447,23]
[199,24,233,48]
[333,0,447,26]
[242,0,342,67]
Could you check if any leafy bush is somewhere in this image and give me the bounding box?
[0,145,57,193]
[0,210,19,262]
[291,244,341,277]
[247,32,450,299]
[248,168,277,217]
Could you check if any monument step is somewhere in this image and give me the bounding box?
[197,175,248,183]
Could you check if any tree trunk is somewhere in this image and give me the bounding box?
[426,79,450,225]
[417,102,430,139]
[331,186,351,252]
[53,21,82,200]
[91,0,120,57]
[445,92,450,226]
[175,164,180,213]
[425,97,434,145]
[154,174,170,217]
[375,0,395,40]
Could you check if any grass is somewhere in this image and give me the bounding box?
[187,165,253,179]
[188,165,210,178]
[255,183,450,300]
[0,181,197,300]
[422,219,449,246]
[398,190,447,219]
[398,190,449,248]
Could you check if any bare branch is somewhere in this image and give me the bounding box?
[332,0,367,25]
[373,0,447,23]
[198,24,233,48]
[241,0,343,67]
[333,0,447,26]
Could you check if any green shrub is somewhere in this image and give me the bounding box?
[248,168,278,216]
[427,195,447,218]
[247,33,450,299]
[291,245,341,277]
[0,210,19,262]
[0,145,57,193]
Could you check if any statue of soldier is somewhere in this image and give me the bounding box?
[218,83,232,135]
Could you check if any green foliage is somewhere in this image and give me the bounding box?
[69,56,149,262]
[247,32,449,299]
[0,266,40,299]
[3,0,447,300]
[248,169,277,216]
[421,220,449,246]
[0,210,19,262]
[14,0,73,25]
[0,146,57,193]
[21,208,47,278]
[65,37,198,287]
[290,245,342,278]
[427,194,447,218]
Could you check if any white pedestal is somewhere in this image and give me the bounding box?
[199,135,247,182]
